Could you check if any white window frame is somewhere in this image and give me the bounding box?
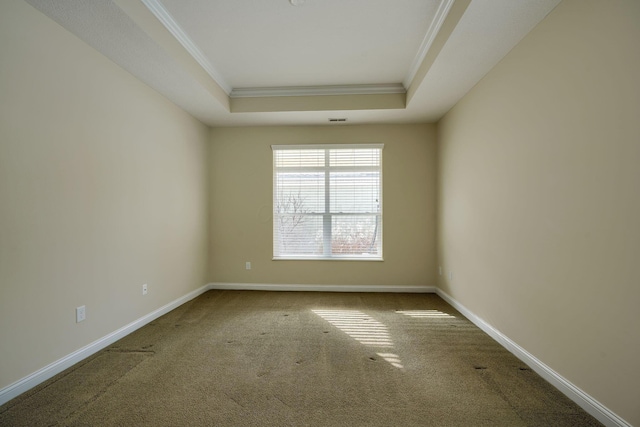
[272,144,383,261]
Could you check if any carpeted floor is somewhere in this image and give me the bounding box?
[0,290,602,426]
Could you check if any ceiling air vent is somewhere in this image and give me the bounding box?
[329,118,347,122]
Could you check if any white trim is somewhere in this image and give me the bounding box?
[4,283,626,426]
[208,282,436,293]
[0,284,209,407]
[435,289,632,427]
[273,256,383,261]
[230,84,406,98]
[140,0,232,94]
[271,143,384,151]
[403,0,456,88]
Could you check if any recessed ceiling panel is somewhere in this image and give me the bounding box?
[159,0,441,88]
[23,0,562,126]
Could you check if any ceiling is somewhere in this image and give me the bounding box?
[25,0,561,127]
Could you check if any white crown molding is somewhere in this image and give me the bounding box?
[0,284,210,407]
[230,84,406,99]
[403,0,456,88]
[141,0,232,95]
[208,282,435,293]
[435,288,631,427]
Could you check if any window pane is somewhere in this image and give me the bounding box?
[274,214,323,256]
[330,171,380,213]
[330,148,380,167]
[274,149,324,168]
[275,172,324,213]
[331,215,381,256]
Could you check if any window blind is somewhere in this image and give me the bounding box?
[272,144,383,260]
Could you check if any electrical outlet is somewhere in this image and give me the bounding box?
[439,266,442,275]
[142,284,148,295]
[76,306,86,323]
[246,261,251,270]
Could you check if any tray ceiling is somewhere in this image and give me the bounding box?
[24,0,561,126]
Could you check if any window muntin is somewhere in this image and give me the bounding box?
[273,144,383,260]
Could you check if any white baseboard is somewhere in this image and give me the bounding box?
[0,284,210,407]
[3,283,627,427]
[1,282,428,406]
[208,282,437,293]
[435,288,631,427]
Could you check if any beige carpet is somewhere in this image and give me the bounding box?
[0,290,602,426]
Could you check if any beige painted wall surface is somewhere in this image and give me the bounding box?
[209,124,436,287]
[437,0,639,424]
[0,1,209,389]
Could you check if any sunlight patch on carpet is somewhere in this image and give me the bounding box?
[395,310,456,319]
[376,353,404,369]
[312,309,403,369]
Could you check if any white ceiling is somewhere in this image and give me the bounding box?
[25,0,561,127]
[160,0,441,89]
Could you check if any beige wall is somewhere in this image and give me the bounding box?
[0,1,210,389]
[209,124,436,287]
[3,0,637,423]
[437,0,640,424]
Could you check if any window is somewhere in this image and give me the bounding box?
[272,144,383,260]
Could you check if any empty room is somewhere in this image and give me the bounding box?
[0,0,638,426]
